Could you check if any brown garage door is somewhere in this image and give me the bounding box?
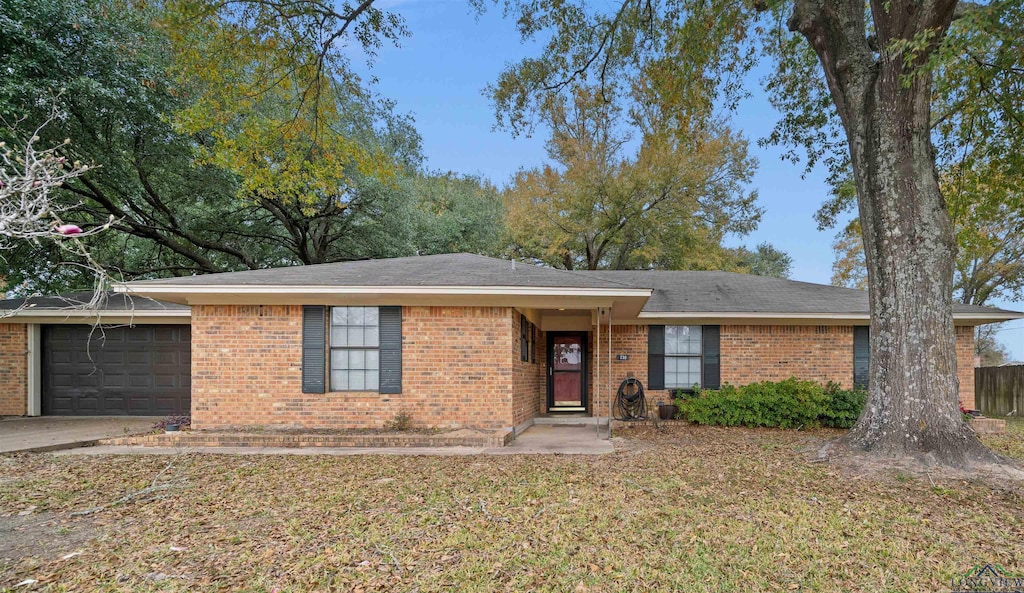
[42,325,190,416]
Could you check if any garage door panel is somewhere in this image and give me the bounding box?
[128,351,150,365]
[42,325,190,416]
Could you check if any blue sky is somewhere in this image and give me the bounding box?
[348,1,1024,360]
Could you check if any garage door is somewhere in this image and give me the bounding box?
[42,325,190,416]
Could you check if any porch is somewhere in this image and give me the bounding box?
[512,305,658,432]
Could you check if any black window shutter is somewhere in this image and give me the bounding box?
[648,325,665,390]
[301,305,326,394]
[702,325,721,389]
[379,306,403,394]
[853,326,870,389]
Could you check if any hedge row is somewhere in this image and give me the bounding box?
[674,377,867,429]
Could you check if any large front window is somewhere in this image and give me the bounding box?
[665,325,702,389]
[330,306,379,391]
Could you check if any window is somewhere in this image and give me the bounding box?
[521,314,537,363]
[665,325,702,389]
[330,306,379,391]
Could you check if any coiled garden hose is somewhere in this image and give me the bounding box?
[614,377,647,421]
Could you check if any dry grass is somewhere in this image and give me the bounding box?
[0,425,1021,592]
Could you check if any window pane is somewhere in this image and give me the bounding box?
[349,349,366,370]
[363,307,378,325]
[330,327,348,347]
[331,350,349,370]
[364,325,379,347]
[349,370,366,390]
[331,370,349,391]
[365,370,379,391]
[365,350,380,370]
[666,355,702,388]
[348,307,364,325]
[348,326,365,347]
[331,308,347,324]
[665,326,680,355]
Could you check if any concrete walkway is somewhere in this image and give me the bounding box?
[53,424,615,457]
[0,416,159,453]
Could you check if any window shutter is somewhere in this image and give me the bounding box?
[702,325,721,389]
[301,306,326,394]
[648,325,665,390]
[379,306,403,394]
[853,326,870,389]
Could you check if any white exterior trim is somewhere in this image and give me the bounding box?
[637,311,1023,322]
[26,324,40,416]
[114,284,652,298]
[3,309,190,319]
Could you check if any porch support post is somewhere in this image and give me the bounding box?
[607,307,612,440]
[595,306,601,436]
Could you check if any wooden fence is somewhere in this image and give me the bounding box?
[975,365,1024,417]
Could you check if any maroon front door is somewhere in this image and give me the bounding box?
[548,332,587,411]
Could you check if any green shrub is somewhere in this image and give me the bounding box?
[677,377,829,429]
[676,378,868,430]
[820,382,867,428]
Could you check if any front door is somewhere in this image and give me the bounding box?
[547,332,587,412]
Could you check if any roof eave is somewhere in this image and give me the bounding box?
[114,284,653,298]
[636,310,1023,324]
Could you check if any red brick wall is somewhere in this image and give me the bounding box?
[588,324,671,417]
[189,307,980,429]
[512,312,545,426]
[720,325,856,388]
[956,326,976,410]
[0,324,27,416]
[586,323,978,413]
[190,305,515,431]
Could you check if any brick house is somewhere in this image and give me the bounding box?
[0,254,1019,432]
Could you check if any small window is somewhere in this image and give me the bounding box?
[521,314,538,363]
[330,306,379,391]
[665,325,702,389]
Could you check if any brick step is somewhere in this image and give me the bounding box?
[969,417,1007,435]
[102,429,512,448]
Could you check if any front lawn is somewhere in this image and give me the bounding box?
[1,426,1022,592]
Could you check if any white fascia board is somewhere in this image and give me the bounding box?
[114,284,653,298]
[2,309,190,319]
[637,311,1023,322]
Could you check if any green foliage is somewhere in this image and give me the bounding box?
[820,382,868,429]
[0,0,503,294]
[503,87,763,270]
[676,378,867,429]
[732,242,793,278]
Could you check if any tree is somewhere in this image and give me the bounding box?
[734,243,794,278]
[482,0,1023,466]
[0,110,105,306]
[975,325,1010,367]
[504,88,761,270]
[0,0,501,293]
[832,171,1024,306]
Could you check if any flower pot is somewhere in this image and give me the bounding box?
[165,424,180,432]
[658,404,678,421]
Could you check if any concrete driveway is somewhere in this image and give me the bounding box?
[0,417,158,453]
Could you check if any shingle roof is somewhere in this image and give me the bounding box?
[579,270,1014,316]
[125,253,641,290]
[0,291,188,312]
[106,253,1022,319]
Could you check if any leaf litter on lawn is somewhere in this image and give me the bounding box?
[0,424,1021,592]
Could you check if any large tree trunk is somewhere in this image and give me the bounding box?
[789,0,998,465]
